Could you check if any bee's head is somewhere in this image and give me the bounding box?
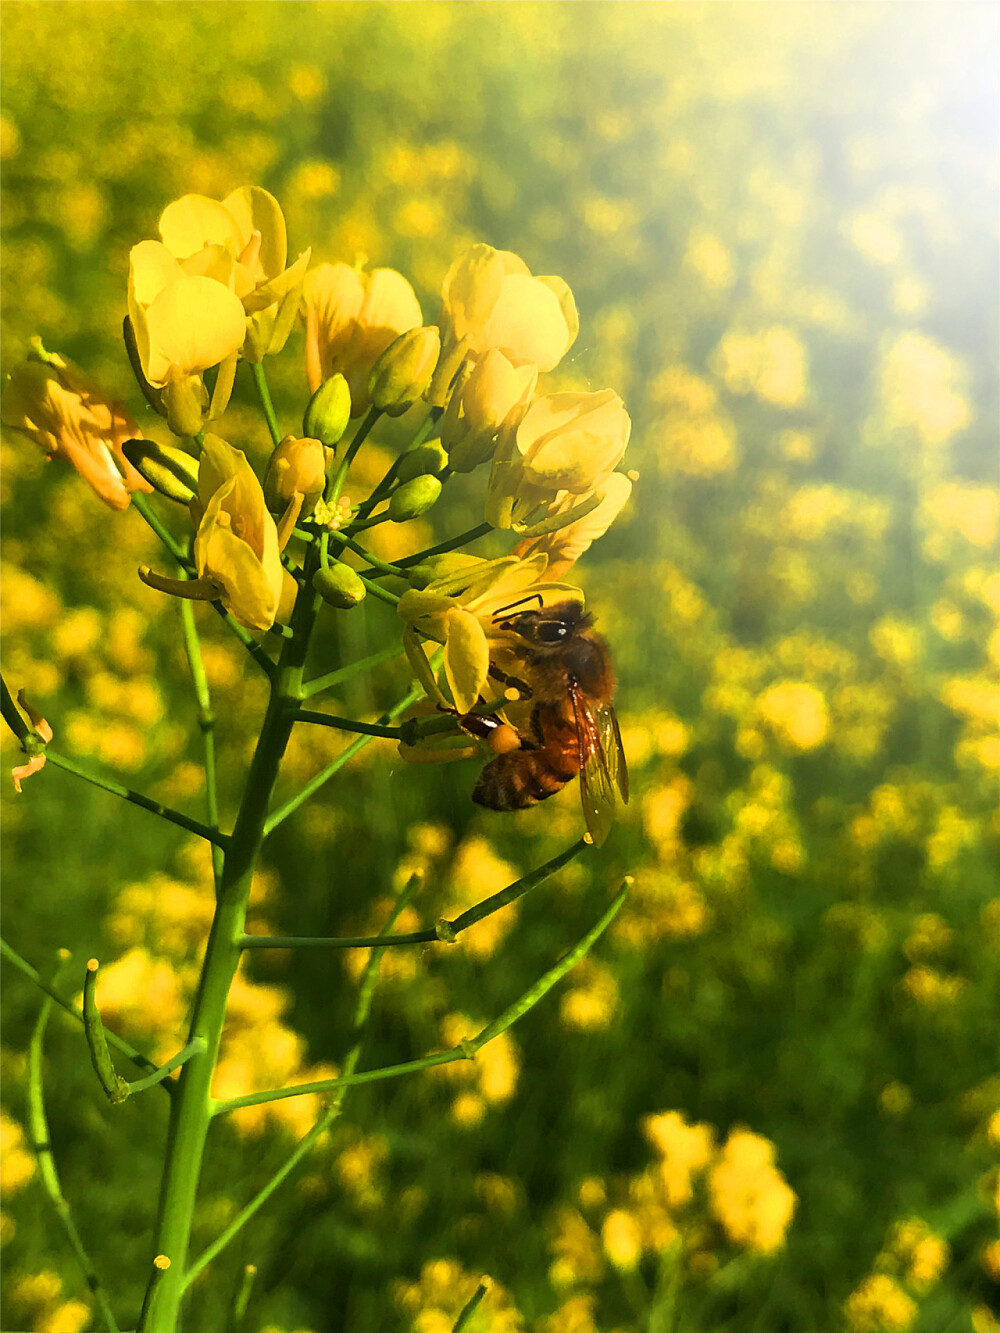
[494,598,591,646]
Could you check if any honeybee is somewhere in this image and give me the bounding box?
[465,596,629,847]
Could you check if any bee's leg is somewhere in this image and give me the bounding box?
[487,664,533,700]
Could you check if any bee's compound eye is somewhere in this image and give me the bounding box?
[537,621,569,643]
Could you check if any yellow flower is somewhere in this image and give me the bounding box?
[1,349,153,510]
[513,472,632,578]
[439,243,578,372]
[845,1275,917,1333]
[127,240,246,436]
[397,553,581,713]
[707,1128,796,1254]
[302,262,422,414]
[757,681,830,752]
[486,389,631,531]
[157,186,311,362]
[139,435,292,631]
[440,347,537,473]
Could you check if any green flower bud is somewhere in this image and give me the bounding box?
[312,562,367,609]
[368,326,441,417]
[395,441,449,485]
[303,373,351,446]
[387,474,442,522]
[121,438,200,504]
[263,436,331,517]
[406,553,486,590]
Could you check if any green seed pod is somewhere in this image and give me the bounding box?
[312,562,367,609]
[387,474,442,522]
[121,438,200,504]
[303,373,351,446]
[368,326,441,417]
[395,441,449,485]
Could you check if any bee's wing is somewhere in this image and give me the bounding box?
[570,683,619,847]
[602,705,629,804]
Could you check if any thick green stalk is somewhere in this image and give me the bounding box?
[144,553,322,1332]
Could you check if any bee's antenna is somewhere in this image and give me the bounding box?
[491,592,545,622]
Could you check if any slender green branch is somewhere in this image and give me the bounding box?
[180,598,222,886]
[211,1042,469,1115]
[185,879,421,1287]
[132,493,191,567]
[1,675,30,741]
[136,1256,172,1333]
[354,407,440,521]
[83,960,130,1104]
[44,750,229,848]
[209,604,277,678]
[325,530,407,578]
[241,836,588,951]
[471,882,629,1048]
[250,362,282,446]
[216,880,628,1118]
[293,709,402,739]
[452,1281,490,1333]
[263,674,431,836]
[445,837,589,938]
[127,1039,207,1096]
[356,571,400,607]
[241,929,434,951]
[1,938,162,1079]
[303,644,405,698]
[327,405,381,509]
[29,978,121,1332]
[395,521,493,569]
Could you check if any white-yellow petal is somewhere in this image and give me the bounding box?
[143,276,248,384]
[444,608,490,714]
[159,194,243,260]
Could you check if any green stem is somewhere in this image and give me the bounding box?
[293,709,401,739]
[353,407,439,522]
[0,675,30,741]
[263,675,429,836]
[183,878,419,1288]
[325,530,407,578]
[395,521,493,569]
[452,1282,489,1333]
[355,572,400,607]
[250,362,283,446]
[126,1039,206,1096]
[215,881,627,1118]
[210,603,277,678]
[1,938,162,1080]
[327,405,381,509]
[144,545,324,1332]
[302,644,404,698]
[179,598,223,887]
[29,969,121,1332]
[44,750,227,848]
[240,836,588,951]
[131,494,190,567]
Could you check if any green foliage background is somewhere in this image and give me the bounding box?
[1,3,998,1331]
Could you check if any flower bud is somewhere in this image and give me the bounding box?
[395,441,449,485]
[303,373,351,446]
[263,436,330,517]
[368,326,441,417]
[387,475,442,522]
[312,562,367,609]
[121,438,200,504]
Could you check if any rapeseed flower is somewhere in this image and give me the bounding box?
[139,435,292,632]
[302,261,422,414]
[1,350,153,510]
[707,1128,796,1254]
[438,243,578,373]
